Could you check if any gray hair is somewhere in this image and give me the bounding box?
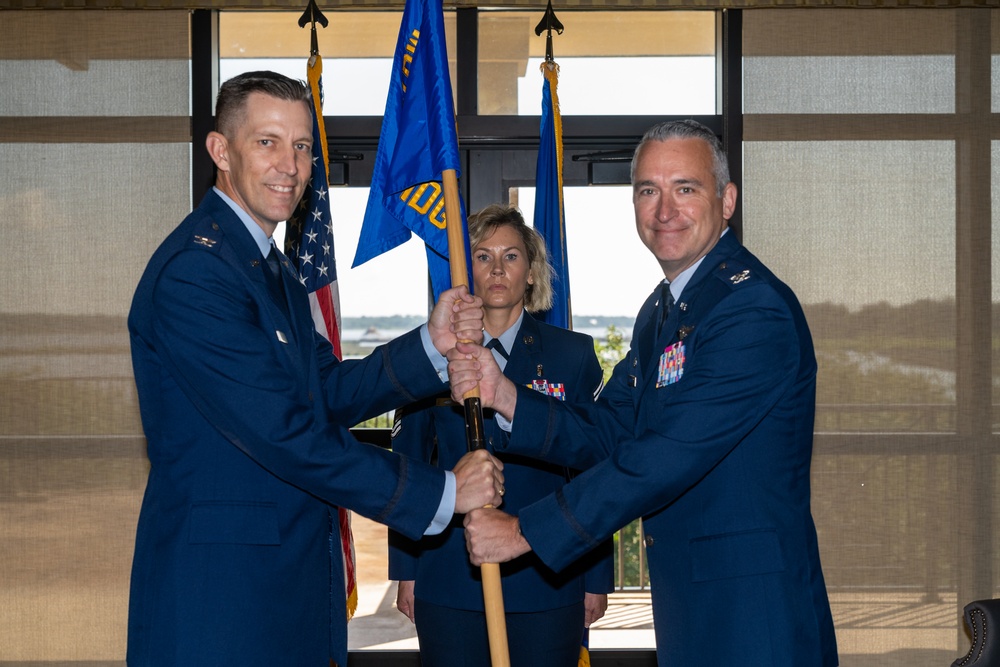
[630,120,731,197]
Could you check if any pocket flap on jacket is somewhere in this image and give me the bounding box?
[189,501,280,545]
[690,528,785,583]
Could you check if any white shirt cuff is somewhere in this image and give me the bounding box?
[419,324,449,383]
[425,471,456,536]
[494,413,513,432]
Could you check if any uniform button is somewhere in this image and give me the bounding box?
[308,392,314,401]
[644,535,655,547]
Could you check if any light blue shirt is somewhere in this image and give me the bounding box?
[216,187,455,536]
[664,227,729,302]
[418,326,457,535]
[661,263,689,302]
[214,187,272,258]
[483,309,525,373]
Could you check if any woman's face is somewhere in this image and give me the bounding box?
[472,224,534,313]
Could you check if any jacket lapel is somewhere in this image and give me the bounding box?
[505,313,543,385]
[639,231,743,378]
[277,251,321,374]
[635,283,666,370]
[669,230,742,333]
[201,193,305,372]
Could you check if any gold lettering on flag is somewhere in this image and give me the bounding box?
[400,183,447,230]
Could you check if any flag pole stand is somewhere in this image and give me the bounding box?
[443,168,511,667]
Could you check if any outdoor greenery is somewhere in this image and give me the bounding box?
[595,323,627,384]
[593,325,648,588]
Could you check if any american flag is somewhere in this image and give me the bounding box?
[286,56,342,359]
[285,53,357,619]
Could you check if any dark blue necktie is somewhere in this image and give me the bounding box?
[265,245,282,280]
[264,245,289,316]
[486,338,509,360]
[657,282,674,336]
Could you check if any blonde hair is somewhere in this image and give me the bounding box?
[467,204,554,313]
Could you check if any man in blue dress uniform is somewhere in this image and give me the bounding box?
[126,71,503,667]
[449,120,839,666]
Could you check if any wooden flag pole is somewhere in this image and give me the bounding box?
[442,168,511,667]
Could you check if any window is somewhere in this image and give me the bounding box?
[478,11,717,116]
[743,8,999,662]
[0,10,191,661]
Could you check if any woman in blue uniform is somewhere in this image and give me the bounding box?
[388,204,613,666]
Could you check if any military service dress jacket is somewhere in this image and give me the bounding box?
[500,231,839,666]
[127,190,448,667]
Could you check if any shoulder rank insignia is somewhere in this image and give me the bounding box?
[729,269,750,285]
[526,379,566,401]
[193,235,217,248]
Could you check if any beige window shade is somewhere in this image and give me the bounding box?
[0,10,190,661]
[743,8,998,665]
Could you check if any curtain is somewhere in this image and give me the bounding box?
[742,8,999,664]
[0,10,190,661]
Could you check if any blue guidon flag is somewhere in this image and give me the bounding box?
[353,0,471,299]
[533,61,572,329]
